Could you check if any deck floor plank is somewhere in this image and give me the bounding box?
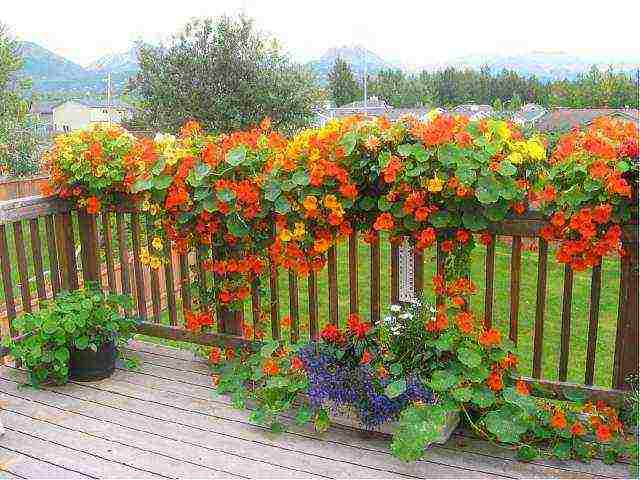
[0,340,633,479]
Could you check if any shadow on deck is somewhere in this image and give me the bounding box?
[0,340,632,479]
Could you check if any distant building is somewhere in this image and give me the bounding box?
[511,104,547,126]
[451,104,495,121]
[29,101,56,136]
[534,108,639,132]
[45,99,134,133]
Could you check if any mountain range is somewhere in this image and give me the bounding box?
[16,41,640,96]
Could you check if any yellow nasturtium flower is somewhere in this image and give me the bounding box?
[152,236,163,251]
[292,222,306,240]
[149,256,162,269]
[427,176,444,193]
[526,138,546,161]
[141,200,151,212]
[507,151,525,165]
[140,247,150,265]
[279,229,292,242]
[303,195,318,211]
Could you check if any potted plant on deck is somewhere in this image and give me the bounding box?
[3,283,137,386]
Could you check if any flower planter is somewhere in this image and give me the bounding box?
[69,339,117,382]
[326,403,460,446]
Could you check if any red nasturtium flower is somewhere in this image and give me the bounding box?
[263,358,280,376]
[85,196,101,214]
[550,410,567,430]
[373,212,394,231]
[515,379,530,395]
[320,324,341,343]
[478,328,501,347]
[209,346,222,365]
[595,424,613,442]
[486,370,503,392]
[570,422,586,437]
[347,313,370,339]
[290,356,304,371]
[360,349,373,364]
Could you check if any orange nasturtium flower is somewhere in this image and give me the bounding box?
[263,358,280,376]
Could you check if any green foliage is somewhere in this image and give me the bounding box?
[328,58,362,107]
[3,284,137,386]
[128,15,323,134]
[215,341,310,432]
[0,23,40,176]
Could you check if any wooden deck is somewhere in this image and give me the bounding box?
[0,341,632,479]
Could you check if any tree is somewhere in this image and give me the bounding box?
[128,15,323,134]
[506,93,523,111]
[328,58,361,107]
[0,23,39,176]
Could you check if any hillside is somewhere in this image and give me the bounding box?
[426,51,640,81]
[308,45,398,80]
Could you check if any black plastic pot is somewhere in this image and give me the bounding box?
[69,339,117,381]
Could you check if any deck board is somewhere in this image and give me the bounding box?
[0,340,633,479]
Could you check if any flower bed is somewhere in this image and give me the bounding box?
[43,113,638,466]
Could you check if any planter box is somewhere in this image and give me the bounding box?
[326,403,460,446]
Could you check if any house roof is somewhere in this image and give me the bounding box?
[30,101,57,115]
[451,104,496,120]
[44,98,134,111]
[535,108,639,132]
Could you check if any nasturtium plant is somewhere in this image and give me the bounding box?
[3,283,137,386]
[44,113,638,467]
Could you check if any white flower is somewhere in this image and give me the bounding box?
[399,312,412,320]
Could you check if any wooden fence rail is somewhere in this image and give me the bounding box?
[0,195,637,399]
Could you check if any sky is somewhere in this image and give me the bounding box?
[4,0,640,68]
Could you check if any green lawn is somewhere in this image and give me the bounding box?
[0,215,622,388]
[241,236,621,389]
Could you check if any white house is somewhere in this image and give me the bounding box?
[52,99,133,132]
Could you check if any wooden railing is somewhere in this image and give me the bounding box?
[0,195,637,399]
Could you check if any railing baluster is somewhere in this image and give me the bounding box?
[163,244,178,326]
[308,271,318,340]
[145,218,162,323]
[288,271,299,342]
[115,212,132,316]
[327,243,339,325]
[483,234,496,329]
[130,213,147,320]
[413,249,424,298]
[28,218,47,303]
[348,233,358,314]
[251,281,261,340]
[269,256,280,340]
[370,232,380,324]
[509,236,522,345]
[0,225,17,334]
[64,213,79,290]
[12,221,32,314]
[558,265,574,382]
[532,238,548,378]
[101,212,117,293]
[390,242,400,305]
[436,239,445,306]
[585,264,602,385]
[178,253,192,313]
[44,215,61,296]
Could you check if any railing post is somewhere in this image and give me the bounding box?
[613,225,639,390]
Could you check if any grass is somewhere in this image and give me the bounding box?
[0,214,622,388]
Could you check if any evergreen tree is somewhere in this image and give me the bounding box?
[328,58,362,107]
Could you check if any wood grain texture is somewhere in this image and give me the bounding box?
[509,236,522,345]
[532,238,548,379]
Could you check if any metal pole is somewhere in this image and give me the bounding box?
[363,48,368,112]
[107,73,112,126]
